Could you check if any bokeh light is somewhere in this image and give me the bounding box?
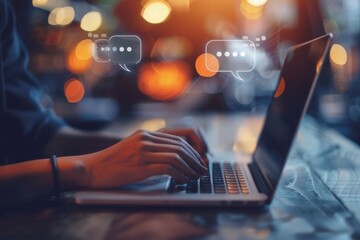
[195,53,219,78]
[141,0,172,24]
[138,61,191,100]
[240,0,265,20]
[64,78,85,103]
[67,47,92,74]
[48,7,75,26]
[330,44,348,66]
[168,0,192,11]
[32,0,48,7]
[232,119,263,154]
[246,0,268,7]
[80,11,102,32]
[139,119,166,131]
[75,39,93,60]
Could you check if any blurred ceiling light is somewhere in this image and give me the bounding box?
[67,47,92,74]
[246,0,268,7]
[75,39,93,60]
[330,44,348,66]
[151,37,193,60]
[64,78,85,103]
[240,0,264,20]
[48,6,75,26]
[141,0,172,24]
[32,0,48,7]
[80,11,102,32]
[195,53,219,78]
[138,61,191,100]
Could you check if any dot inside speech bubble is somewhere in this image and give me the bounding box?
[205,39,256,80]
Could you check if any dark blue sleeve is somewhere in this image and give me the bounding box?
[0,0,65,162]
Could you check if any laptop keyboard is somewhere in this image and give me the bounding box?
[167,162,249,194]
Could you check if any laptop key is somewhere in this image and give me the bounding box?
[186,180,199,193]
[200,174,212,193]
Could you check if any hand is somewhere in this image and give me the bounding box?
[158,128,208,155]
[81,130,208,189]
[158,128,209,164]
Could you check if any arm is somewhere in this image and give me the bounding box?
[0,155,86,208]
[43,126,122,157]
[0,130,208,208]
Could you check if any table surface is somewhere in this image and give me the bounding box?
[1,113,360,240]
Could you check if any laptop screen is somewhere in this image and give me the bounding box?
[253,35,331,191]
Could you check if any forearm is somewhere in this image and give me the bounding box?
[0,156,87,208]
[44,126,121,157]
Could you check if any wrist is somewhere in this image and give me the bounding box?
[57,155,89,191]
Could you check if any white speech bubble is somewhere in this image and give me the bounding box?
[92,35,142,72]
[109,35,142,73]
[93,39,111,63]
[205,39,256,80]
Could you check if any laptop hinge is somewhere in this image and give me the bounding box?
[248,161,272,195]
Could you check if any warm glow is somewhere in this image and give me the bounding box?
[140,119,166,131]
[48,8,60,26]
[168,0,192,11]
[316,60,323,74]
[80,11,102,32]
[48,7,75,26]
[32,0,48,7]
[275,78,285,98]
[246,0,268,7]
[232,119,263,154]
[330,44,348,66]
[64,78,85,103]
[75,39,93,60]
[138,61,191,100]
[240,0,264,20]
[195,53,219,78]
[141,0,172,24]
[67,47,92,74]
[151,37,193,59]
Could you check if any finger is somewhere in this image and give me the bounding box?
[145,132,206,167]
[142,142,207,175]
[144,164,189,182]
[158,128,207,155]
[143,152,199,179]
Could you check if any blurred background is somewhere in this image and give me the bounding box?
[10,0,360,143]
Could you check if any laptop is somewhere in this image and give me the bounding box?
[66,34,332,207]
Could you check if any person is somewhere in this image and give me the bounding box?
[0,0,207,208]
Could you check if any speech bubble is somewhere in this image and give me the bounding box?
[205,39,256,80]
[92,35,142,72]
[93,39,111,62]
[109,35,142,72]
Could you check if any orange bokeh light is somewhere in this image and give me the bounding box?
[67,46,92,74]
[75,39,93,60]
[138,61,191,100]
[195,53,219,78]
[275,78,285,98]
[64,78,85,103]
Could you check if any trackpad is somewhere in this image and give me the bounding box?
[119,175,170,192]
